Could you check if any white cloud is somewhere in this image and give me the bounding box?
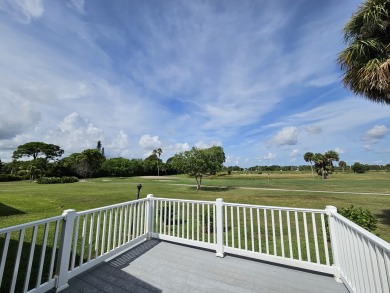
[45,113,104,154]
[364,125,389,142]
[168,143,190,153]
[263,152,277,160]
[289,149,300,157]
[334,147,345,154]
[271,127,298,146]
[0,93,42,139]
[305,125,322,134]
[0,0,44,23]
[68,0,85,13]
[194,141,222,149]
[139,134,162,150]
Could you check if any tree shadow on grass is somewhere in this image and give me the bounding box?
[0,203,25,217]
[378,209,390,226]
[189,186,235,192]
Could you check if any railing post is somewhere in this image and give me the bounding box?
[55,209,76,292]
[215,198,224,257]
[326,206,341,280]
[146,194,154,240]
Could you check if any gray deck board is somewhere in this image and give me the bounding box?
[61,240,349,293]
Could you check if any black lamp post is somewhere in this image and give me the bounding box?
[136,183,142,200]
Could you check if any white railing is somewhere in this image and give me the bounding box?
[150,198,217,250]
[1,195,390,293]
[0,215,64,293]
[327,206,390,293]
[222,202,332,274]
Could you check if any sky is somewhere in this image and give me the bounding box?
[0,0,389,167]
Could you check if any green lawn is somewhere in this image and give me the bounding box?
[1,172,389,242]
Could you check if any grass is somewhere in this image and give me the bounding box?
[1,172,389,241]
[1,172,389,291]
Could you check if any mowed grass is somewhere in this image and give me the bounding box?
[1,172,390,242]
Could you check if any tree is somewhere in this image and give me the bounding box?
[172,146,226,190]
[339,160,347,172]
[12,142,64,179]
[152,148,163,176]
[96,141,102,152]
[351,162,369,173]
[324,150,340,172]
[12,142,64,163]
[303,152,315,178]
[338,0,390,104]
[313,153,327,179]
[66,149,105,178]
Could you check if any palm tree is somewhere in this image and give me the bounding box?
[313,153,326,179]
[324,150,340,175]
[339,160,347,173]
[303,152,315,178]
[338,0,390,104]
[153,148,163,176]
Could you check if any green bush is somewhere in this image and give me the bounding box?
[61,176,79,183]
[0,174,23,182]
[36,176,79,184]
[339,205,378,233]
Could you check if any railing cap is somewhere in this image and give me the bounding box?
[325,205,337,215]
[147,194,154,198]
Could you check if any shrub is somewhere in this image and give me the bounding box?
[36,176,79,184]
[0,174,23,182]
[339,205,378,233]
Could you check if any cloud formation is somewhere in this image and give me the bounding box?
[271,127,299,146]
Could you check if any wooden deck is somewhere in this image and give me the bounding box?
[60,239,348,293]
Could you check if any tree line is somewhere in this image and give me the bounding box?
[0,142,227,189]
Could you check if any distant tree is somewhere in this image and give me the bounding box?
[12,142,64,164]
[351,162,369,173]
[102,158,143,177]
[0,159,3,173]
[152,148,163,176]
[324,150,339,172]
[12,142,64,179]
[313,153,327,179]
[172,146,225,190]
[101,147,105,157]
[97,141,102,152]
[303,152,315,178]
[339,160,347,172]
[338,0,390,104]
[66,149,105,178]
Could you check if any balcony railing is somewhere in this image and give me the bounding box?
[0,195,389,293]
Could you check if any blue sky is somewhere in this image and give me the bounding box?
[0,0,389,167]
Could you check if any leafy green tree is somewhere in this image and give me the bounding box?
[102,158,143,177]
[12,142,64,179]
[65,149,105,178]
[339,160,347,172]
[303,152,315,178]
[0,159,3,173]
[172,146,226,189]
[351,162,370,173]
[152,148,163,176]
[338,0,390,104]
[12,142,64,163]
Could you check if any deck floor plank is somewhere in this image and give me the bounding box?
[61,240,349,293]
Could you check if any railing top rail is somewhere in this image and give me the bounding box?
[0,215,64,234]
[76,198,149,216]
[332,211,390,252]
[153,197,215,205]
[224,202,325,213]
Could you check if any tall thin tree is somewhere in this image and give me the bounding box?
[303,152,315,178]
